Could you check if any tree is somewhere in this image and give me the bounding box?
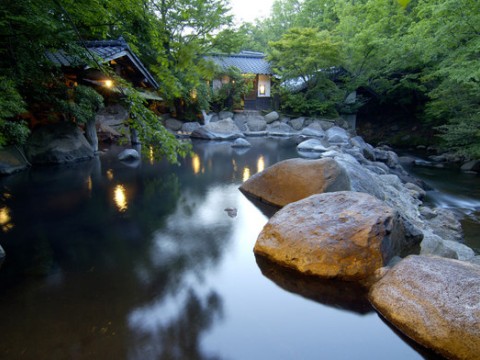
[268,27,344,116]
[1,0,235,161]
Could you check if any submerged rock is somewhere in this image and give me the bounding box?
[118,149,140,161]
[254,191,407,281]
[369,255,480,360]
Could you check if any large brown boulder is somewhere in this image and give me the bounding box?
[254,191,407,281]
[369,255,480,360]
[239,158,350,207]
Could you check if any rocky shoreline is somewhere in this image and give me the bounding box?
[0,109,479,358]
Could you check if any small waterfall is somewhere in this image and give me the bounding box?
[201,110,212,125]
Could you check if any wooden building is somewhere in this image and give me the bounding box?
[206,51,273,111]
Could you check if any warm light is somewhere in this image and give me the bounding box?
[257,156,265,173]
[192,154,201,175]
[242,167,251,182]
[0,206,13,233]
[191,89,197,99]
[87,176,93,193]
[104,79,114,88]
[149,146,155,165]
[114,185,128,212]
[106,169,114,181]
[259,84,265,95]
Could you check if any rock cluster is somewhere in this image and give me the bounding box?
[165,110,350,140]
[236,115,480,359]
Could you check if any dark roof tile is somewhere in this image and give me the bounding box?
[206,51,272,75]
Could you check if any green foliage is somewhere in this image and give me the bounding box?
[249,0,480,156]
[209,67,253,112]
[123,90,192,164]
[0,77,29,147]
[52,84,104,124]
[268,27,344,116]
[0,0,233,162]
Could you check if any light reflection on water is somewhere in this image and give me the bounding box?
[0,139,431,359]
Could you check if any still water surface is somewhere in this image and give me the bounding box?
[0,138,446,359]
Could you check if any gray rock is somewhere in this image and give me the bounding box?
[205,118,240,133]
[405,182,426,200]
[191,118,244,140]
[420,232,458,259]
[425,208,463,242]
[419,206,437,220]
[350,136,375,161]
[317,120,335,130]
[231,138,252,148]
[364,161,390,175]
[95,104,129,127]
[255,191,407,280]
[118,149,140,161]
[209,114,220,123]
[398,156,416,165]
[219,111,234,120]
[297,139,329,153]
[233,113,248,131]
[246,117,267,132]
[191,127,244,140]
[369,255,480,360]
[164,118,183,131]
[288,117,305,131]
[469,256,480,265]
[442,240,476,261]
[25,123,94,165]
[326,126,350,144]
[181,122,201,134]
[461,159,480,172]
[300,125,326,138]
[264,111,280,124]
[267,123,296,136]
[0,146,30,175]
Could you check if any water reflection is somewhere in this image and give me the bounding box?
[257,155,265,173]
[106,168,114,181]
[256,255,373,315]
[242,167,251,182]
[192,154,202,175]
[114,184,128,212]
[0,206,13,233]
[0,139,429,360]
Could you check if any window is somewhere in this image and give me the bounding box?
[257,75,270,97]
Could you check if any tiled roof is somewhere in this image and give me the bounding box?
[46,37,159,89]
[206,51,272,75]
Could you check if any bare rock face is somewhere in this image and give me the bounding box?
[190,118,244,140]
[239,158,351,207]
[369,255,480,360]
[25,123,94,165]
[254,191,407,280]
